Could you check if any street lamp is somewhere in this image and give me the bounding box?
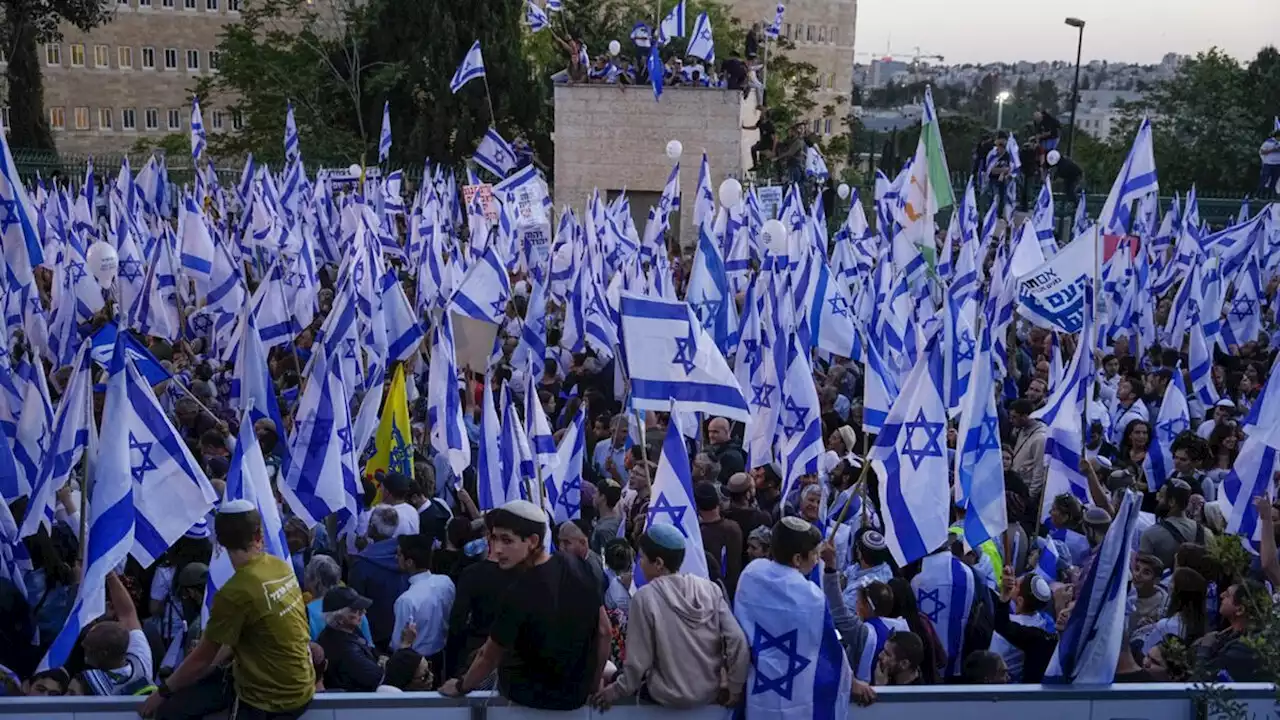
[1064,17,1086,155]
[996,90,1012,130]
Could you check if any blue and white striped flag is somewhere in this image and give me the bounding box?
[644,412,708,575]
[178,193,215,292]
[229,307,291,477]
[546,0,561,10]
[525,0,548,31]
[1224,257,1262,350]
[206,405,291,612]
[1189,315,1219,409]
[686,221,736,356]
[1098,118,1158,236]
[619,292,748,421]
[39,334,136,671]
[778,331,824,501]
[1223,394,1280,546]
[19,340,92,538]
[11,359,53,502]
[190,97,206,161]
[449,238,510,323]
[657,0,687,44]
[647,43,664,101]
[378,100,392,164]
[1147,368,1190,493]
[513,275,548,380]
[765,3,786,39]
[687,12,715,63]
[476,372,512,511]
[736,527,851,718]
[870,330,950,566]
[0,114,45,287]
[954,326,1007,550]
[284,100,300,164]
[380,269,424,364]
[1044,489,1141,684]
[474,127,516,180]
[280,359,360,528]
[545,402,584,524]
[451,41,486,94]
[428,313,470,478]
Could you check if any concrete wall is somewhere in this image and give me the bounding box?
[553,84,752,247]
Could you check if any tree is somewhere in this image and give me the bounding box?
[1,0,112,149]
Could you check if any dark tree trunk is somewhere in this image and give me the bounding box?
[5,5,56,151]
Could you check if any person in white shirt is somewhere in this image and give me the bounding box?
[71,572,155,696]
[1109,374,1149,446]
[392,534,456,668]
[379,472,420,537]
[1259,129,1280,196]
[1197,399,1237,440]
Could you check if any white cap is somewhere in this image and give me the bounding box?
[513,280,531,299]
[218,499,255,514]
[500,499,547,523]
[1047,150,1061,166]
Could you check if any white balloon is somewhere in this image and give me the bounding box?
[85,241,119,289]
[608,40,622,56]
[762,219,787,256]
[666,139,683,161]
[718,178,742,208]
[347,163,362,177]
[837,183,850,200]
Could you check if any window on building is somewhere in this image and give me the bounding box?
[144,108,158,130]
[45,44,61,66]
[139,0,151,6]
[783,23,790,38]
[50,107,66,130]
[163,0,174,6]
[818,27,826,43]
[206,0,218,9]
[164,48,177,69]
[118,46,133,68]
[122,108,137,129]
[70,44,85,67]
[94,44,109,68]
[74,107,89,130]
[793,24,803,40]
[1,108,9,131]
[830,27,838,44]
[118,0,128,4]
[142,47,155,68]
[212,111,224,129]
[828,74,835,90]
[812,119,820,134]
[184,0,196,8]
[228,0,240,9]
[99,107,113,129]
[168,108,181,129]
[824,118,833,135]
[209,51,220,70]
[806,26,814,42]
[232,111,243,130]
[186,49,199,70]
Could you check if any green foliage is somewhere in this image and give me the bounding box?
[129,133,191,159]
[1,0,113,149]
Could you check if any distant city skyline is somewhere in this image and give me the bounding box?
[854,0,1279,66]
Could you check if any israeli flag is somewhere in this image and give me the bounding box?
[475,127,516,180]
[647,43,664,101]
[207,405,291,612]
[735,534,851,718]
[450,40,486,94]
[19,340,93,538]
[525,0,548,32]
[0,113,45,286]
[10,359,53,502]
[870,330,950,566]
[190,97,206,161]
[513,275,548,380]
[619,292,748,421]
[1098,118,1159,236]
[428,313,470,478]
[380,270,424,364]
[686,221,736,356]
[954,327,1007,549]
[39,335,136,672]
[178,193,215,292]
[449,239,510,324]
[280,359,360,528]
[1016,225,1100,335]
[545,403,585,524]
[778,332,824,501]
[765,3,786,39]
[805,147,829,181]
[657,0,687,44]
[1147,368,1190,492]
[862,340,899,435]
[687,12,715,63]
[284,100,300,164]
[546,0,561,10]
[476,372,511,511]
[1223,397,1280,546]
[1044,490,1141,684]
[378,100,392,164]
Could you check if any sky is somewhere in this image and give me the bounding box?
[854,0,1280,65]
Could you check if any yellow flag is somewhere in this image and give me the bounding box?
[364,365,414,484]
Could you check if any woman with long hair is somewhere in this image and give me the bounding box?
[1117,420,1154,510]
[1139,567,1209,657]
[1204,424,1241,501]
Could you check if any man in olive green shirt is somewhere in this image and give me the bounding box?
[140,500,315,719]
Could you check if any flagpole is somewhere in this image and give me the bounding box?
[481,75,498,128]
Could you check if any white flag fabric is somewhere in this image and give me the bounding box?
[1098,118,1159,236]
[474,127,517,180]
[451,41,486,94]
[686,12,715,62]
[657,0,687,43]
[1016,225,1100,334]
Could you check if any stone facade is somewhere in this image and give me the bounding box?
[2,0,242,154]
[727,0,858,136]
[552,84,755,246]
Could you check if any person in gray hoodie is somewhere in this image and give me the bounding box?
[591,524,749,709]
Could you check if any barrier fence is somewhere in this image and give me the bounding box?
[0,683,1274,720]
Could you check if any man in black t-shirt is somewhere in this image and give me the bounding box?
[440,500,609,710]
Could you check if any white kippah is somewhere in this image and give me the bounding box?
[218,499,255,514]
[780,516,810,532]
[1031,575,1053,602]
[501,499,547,523]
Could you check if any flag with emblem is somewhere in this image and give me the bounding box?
[378,100,392,164]
[450,41,486,94]
[448,239,510,324]
[545,402,585,524]
[765,2,785,38]
[19,340,92,537]
[953,326,1007,549]
[619,291,748,421]
[870,329,950,566]
[778,332,824,502]
[645,412,709,578]
[364,364,413,484]
[474,127,516,180]
[281,358,361,528]
[1147,366,1190,492]
[525,0,548,31]
[686,221,737,356]
[686,12,715,63]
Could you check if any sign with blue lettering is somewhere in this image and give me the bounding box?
[1016,227,1100,334]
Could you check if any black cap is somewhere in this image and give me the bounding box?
[322,586,372,613]
[693,482,721,511]
[382,471,411,495]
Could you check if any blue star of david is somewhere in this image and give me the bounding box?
[917,588,946,623]
[957,329,976,362]
[750,380,775,410]
[742,337,759,358]
[35,427,48,458]
[900,408,945,470]
[558,476,582,517]
[0,197,19,234]
[129,431,159,483]
[389,425,412,475]
[750,626,811,699]
[782,396,807,439]
[647,492,689,536]
[282,268,304,288]
[1185,299,1200,322]
[191,313,213,334]
[489,291,508,317]
[671,323,698,375]
[1230,297,1256,322]
[352,262,366,288]
[693,292,720,329]
[1158,416,1189,438]
[337,425,354,455]
[28,296,41,315]
[343,337,359,361]
[119,258,144,284]
[976,414,1001,453]
[68,260,87,285]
